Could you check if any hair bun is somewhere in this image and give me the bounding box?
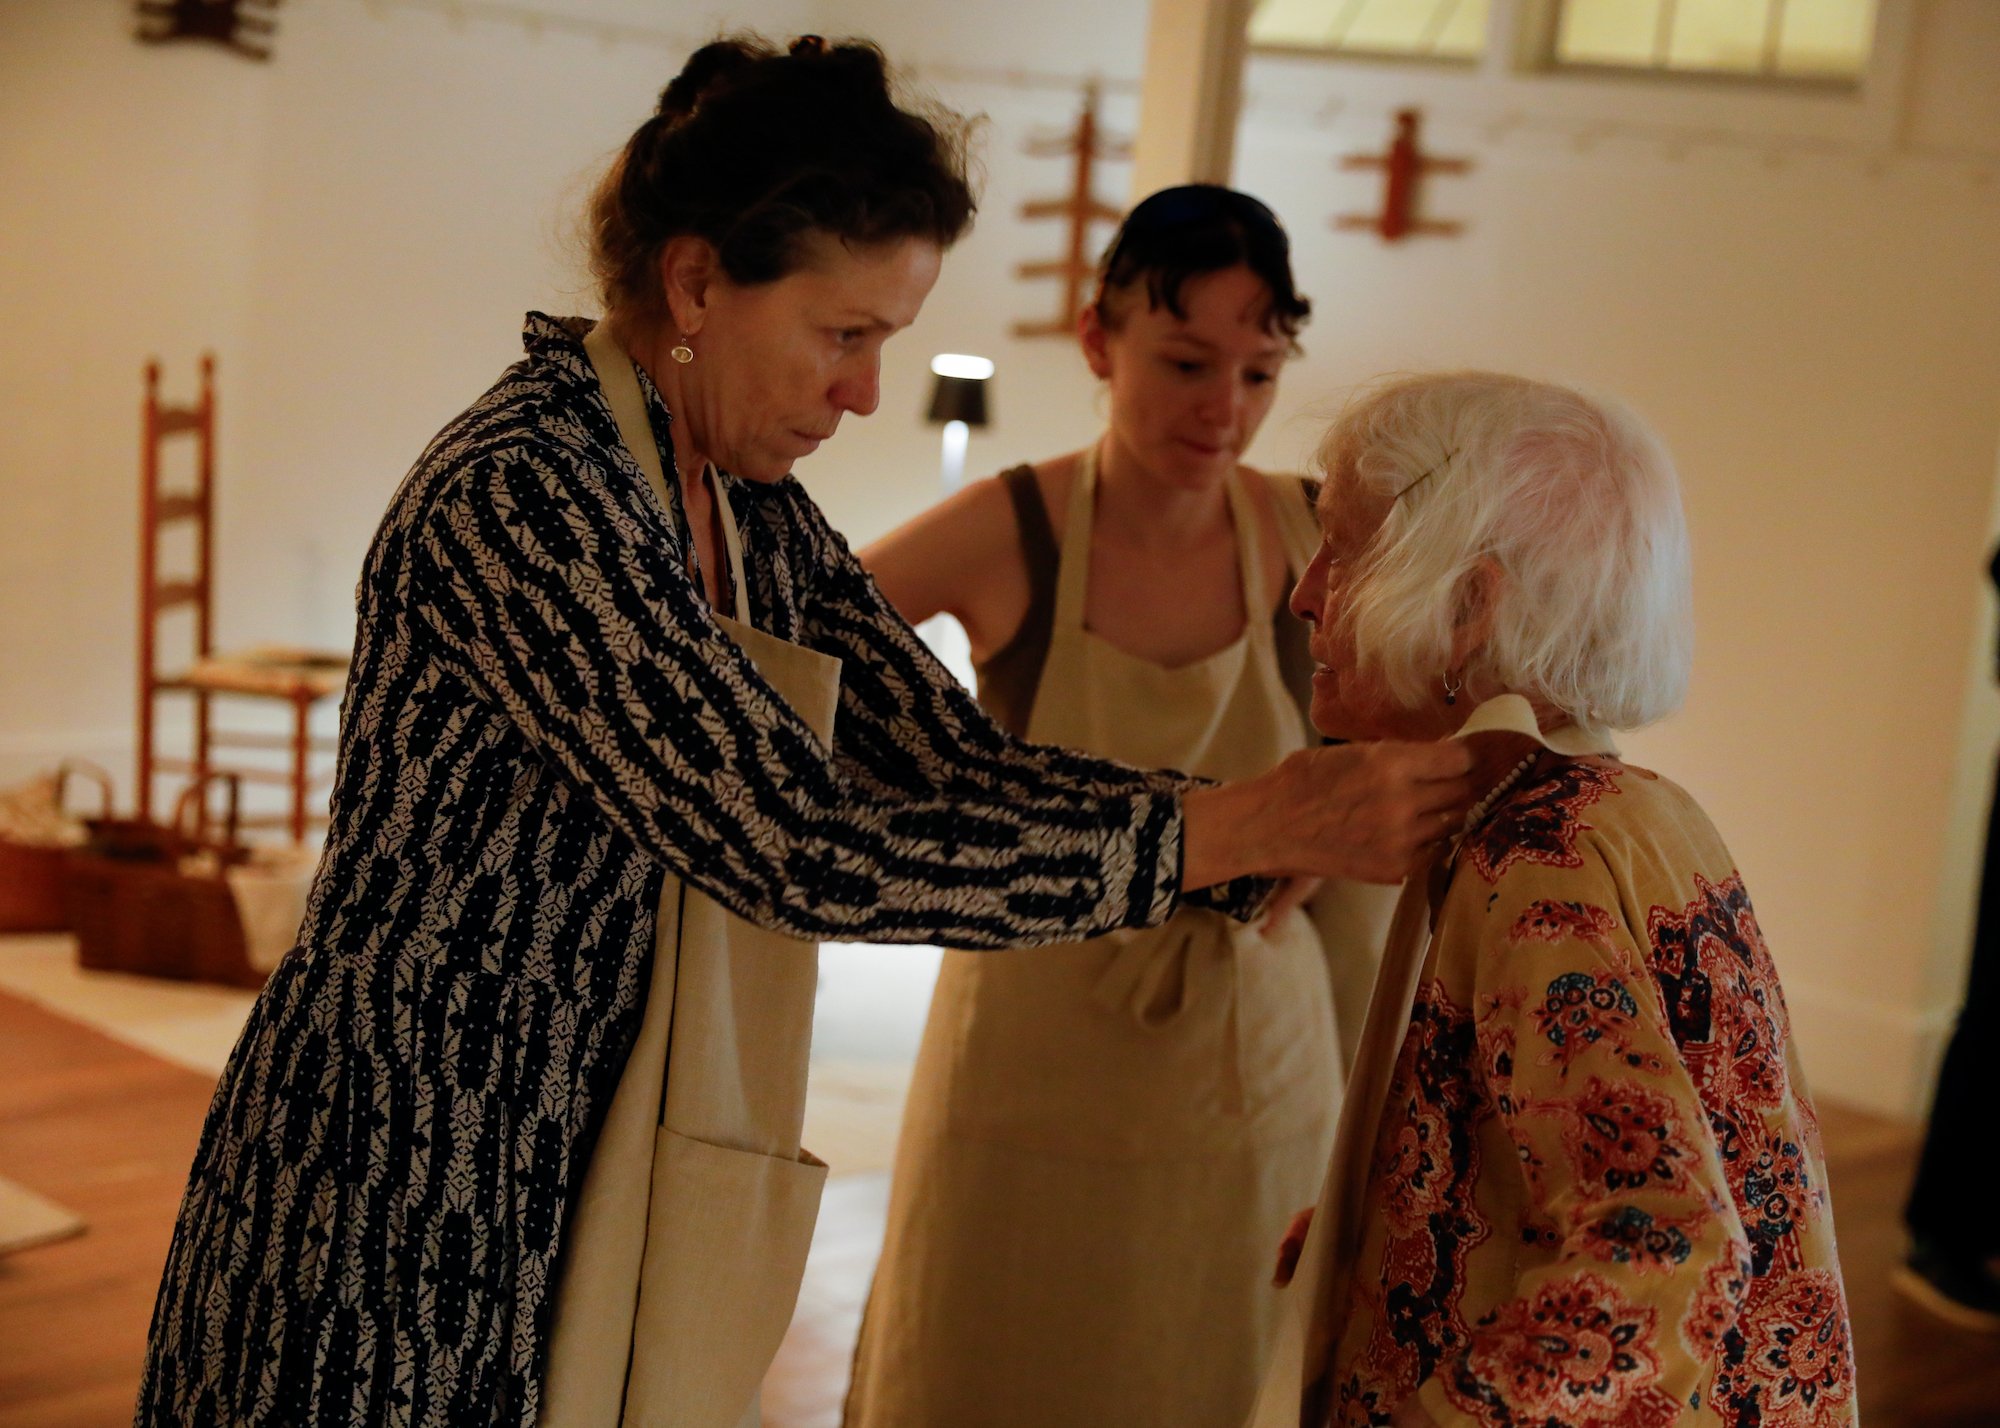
[657,38,765,124]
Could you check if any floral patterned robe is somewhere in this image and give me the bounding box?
[1310,747,1855,1428]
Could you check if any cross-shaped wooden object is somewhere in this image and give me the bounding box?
[1013,81,1133,338]
[1336,108,1470,243]
[135,0,280,61]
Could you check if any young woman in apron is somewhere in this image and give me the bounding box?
[848,186,1386,1427]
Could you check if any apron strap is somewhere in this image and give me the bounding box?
[1225,470,1273,650]
[582,319,752,622]
[1051,441,1099,633]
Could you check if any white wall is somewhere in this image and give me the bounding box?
[809,3,2000,1118]
[0,0,270,780]
[3,0,1997,1116]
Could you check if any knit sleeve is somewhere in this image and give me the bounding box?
[788,492,1272,924]
[410,440,1262,946]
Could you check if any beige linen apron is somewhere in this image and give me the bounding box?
[845,446,1340,1428]
[539,322,839,1428]
[1244,697,1612,1428]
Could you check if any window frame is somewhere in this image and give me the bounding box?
[1247,0,1492,69]
[1242,0,1916,149]
[1536,0,1881,93]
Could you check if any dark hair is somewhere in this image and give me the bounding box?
[1092,184,1311,343]
[590,34,977,323]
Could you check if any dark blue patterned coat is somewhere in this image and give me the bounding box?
[136,315,1259,1426]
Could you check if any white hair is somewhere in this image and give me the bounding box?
[1321,372,1693,731]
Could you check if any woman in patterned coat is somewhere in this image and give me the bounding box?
[134,36,1473,1428]
[1259,373,1855,1428]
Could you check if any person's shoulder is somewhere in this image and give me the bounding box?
[877,456,1070,556]
[1457,752,1664,878]
[1236,463,1320,502]
[411,317,605,481]
[1459,751,1732,901]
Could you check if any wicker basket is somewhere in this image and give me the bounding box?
[0,763,112,933]
[65,774,264,988]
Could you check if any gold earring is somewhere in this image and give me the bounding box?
[670,343,694,364]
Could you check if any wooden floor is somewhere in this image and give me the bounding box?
[2,989,1996,1426]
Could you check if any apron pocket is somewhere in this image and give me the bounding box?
[622,1128,828,1428]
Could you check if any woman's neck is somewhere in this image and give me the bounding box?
[620,319,728,610]
[623,321,714,486]
[1092,433,1232,552]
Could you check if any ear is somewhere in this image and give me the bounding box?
[656,235,720,338]
[1449,556,1504,671]
[1077,303,1114,381]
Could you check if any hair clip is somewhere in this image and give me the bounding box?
[1394,448,1458,502]
[790,34,828,56]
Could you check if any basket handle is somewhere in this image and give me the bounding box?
[171,772,245,862]
[54,759,116,821]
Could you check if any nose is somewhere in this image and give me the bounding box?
[833,356,881,417]
[1197,372,1247,433]
[1289,547,1326,625]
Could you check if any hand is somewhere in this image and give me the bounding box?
[1272,1204,1315,1287]
[1260,875,1323,935]
[1182,739,1474,892]
[1268,741,1475,884]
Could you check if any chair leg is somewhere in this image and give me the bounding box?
[137,680,155,825]
[290,696,311,845]
[194,689,213,841]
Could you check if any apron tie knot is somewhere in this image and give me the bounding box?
[1089,912,1246,1028]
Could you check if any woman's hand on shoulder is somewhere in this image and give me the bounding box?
[1279,741,1477,883]
[860,471,1031,659]
[1183,740,1475,890]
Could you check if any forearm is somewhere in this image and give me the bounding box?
[1180,774,1278,891]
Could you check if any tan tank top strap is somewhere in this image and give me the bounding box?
[998,465,1060,632]
[1225,471,1271,647]
[1052,442,1100,632]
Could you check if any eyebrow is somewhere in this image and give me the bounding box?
[1161,333,1288,359]
[835,312,901,333]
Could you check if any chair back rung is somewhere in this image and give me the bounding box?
[152,408,207,436]
[152,758,305,788]
[153,579,202,610]
[153,492,203,524]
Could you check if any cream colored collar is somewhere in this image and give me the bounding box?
[1453,692,1620,758]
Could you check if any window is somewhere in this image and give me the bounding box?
[1249,0,1491,62]
[1551,0,1878,83]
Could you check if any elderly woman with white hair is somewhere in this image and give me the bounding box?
[1255,373,1855,1428]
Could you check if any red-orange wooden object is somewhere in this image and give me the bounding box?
[1336,108,1471,242]
[1013,81,1132,338]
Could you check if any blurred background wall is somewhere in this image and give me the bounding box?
[2,0,1996,1117]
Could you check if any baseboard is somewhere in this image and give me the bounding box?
[1782,978,1956,1122]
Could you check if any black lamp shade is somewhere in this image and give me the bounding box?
[926,373,990,427]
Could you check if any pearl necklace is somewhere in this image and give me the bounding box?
[1460,751,1541,837]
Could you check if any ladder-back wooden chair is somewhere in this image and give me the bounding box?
[138,355,349,844]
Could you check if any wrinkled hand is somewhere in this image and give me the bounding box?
[1272,1204,1315,1287]
[1181,739,1476,894]
[1272,741,1476,884]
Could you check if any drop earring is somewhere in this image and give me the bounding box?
[670,342,694,364]
[1442,670,1462,707]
